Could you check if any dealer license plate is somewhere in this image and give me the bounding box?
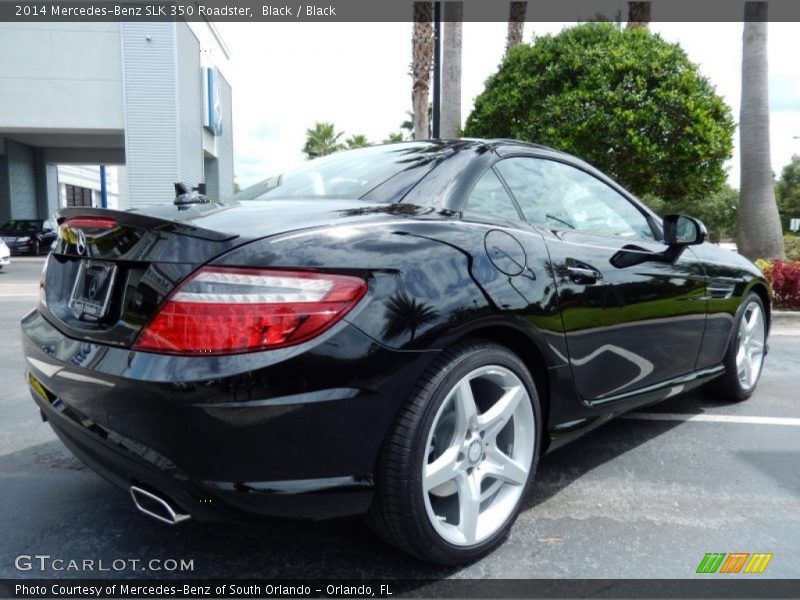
[68,260,117,319]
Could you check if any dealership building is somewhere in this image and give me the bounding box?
[0,20,234,224]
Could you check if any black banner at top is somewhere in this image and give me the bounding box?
[1,0,800,22]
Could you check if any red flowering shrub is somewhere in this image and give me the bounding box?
[760,260,800,309]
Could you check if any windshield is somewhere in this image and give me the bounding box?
[1,220,42,234]
[235,142,447,202]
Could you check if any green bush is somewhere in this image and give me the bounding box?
[757,259,800,310]
[756,259,800,310]
[784,235,800,261]
[464,23,735,206]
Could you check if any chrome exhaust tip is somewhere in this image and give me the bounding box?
[130,485,191,525]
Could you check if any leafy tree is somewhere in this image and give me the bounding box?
[303,122,344,159]
[385,132,405,143]
[345,134,370,149]
[776,154,800,231]
[464,23,735,206]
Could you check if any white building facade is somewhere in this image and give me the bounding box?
[0,21,233,222]
[57,165,124,210]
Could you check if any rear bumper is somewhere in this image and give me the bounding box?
[22,309,437,521]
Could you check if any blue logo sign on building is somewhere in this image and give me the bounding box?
[203,67,223,136]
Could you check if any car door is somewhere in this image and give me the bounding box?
[494,155,708,403]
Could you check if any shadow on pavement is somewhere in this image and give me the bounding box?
[0,393,709,581]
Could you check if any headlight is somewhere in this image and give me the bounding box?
[18,236,30,243]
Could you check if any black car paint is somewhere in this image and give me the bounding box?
[21,140,769,522]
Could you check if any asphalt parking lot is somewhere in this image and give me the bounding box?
[1,257,798,580]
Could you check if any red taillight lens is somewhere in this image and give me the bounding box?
[61,216,117,230]
[132,267,367,355]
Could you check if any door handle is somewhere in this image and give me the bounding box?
[566,262,603,284]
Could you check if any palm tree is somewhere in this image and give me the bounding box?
[302,122,344,159]
[738,1,785,259]
[401,106,433,139]
[441,2,462,138]
[505,2,527,55]
[401,111,414,138]
[411,1,435,141]
[626,1,651,29]
[345,134,369,149]
[385,132,405,143]
[382,292,438,341]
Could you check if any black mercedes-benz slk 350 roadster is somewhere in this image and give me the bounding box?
[21,140,769,564]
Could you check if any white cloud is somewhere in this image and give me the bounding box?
[217,20,800,191]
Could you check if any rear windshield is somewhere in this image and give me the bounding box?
[234,142,448,202]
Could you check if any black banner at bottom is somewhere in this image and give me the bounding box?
[2,579,800,599]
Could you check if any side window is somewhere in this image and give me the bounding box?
[463,168,521,222]
[495,157,654,239]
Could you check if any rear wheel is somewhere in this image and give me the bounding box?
[711,293,767,402]
[367,339,541,565]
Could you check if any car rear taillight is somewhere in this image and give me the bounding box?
[132,267,367,355]
[61,216,117,230]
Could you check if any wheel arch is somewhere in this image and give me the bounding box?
[448,323,553,452]
[748,282,771,332]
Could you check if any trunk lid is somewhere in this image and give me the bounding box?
[42,199,397,347]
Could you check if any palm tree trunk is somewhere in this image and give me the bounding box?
[626,1,651,29]
[505,2,527,55]
[412,2,435,141]
[738,1,785,259]
[441,2,462,139]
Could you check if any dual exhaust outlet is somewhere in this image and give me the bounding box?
[130,485,191,525]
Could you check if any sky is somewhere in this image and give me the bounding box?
[215,21,800,191]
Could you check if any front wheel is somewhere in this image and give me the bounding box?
[712,292,767,402]
[367,339,541,565]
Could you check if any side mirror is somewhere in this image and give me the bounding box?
[663,214,706,246]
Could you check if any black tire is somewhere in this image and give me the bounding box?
[367,338,541,565]
[710,292,767,402]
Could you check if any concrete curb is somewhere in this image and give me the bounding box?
[773,309,800,322]
[0,283,39,296]
[771,310,800,335]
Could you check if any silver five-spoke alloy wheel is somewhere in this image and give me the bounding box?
[736,300,766,391]
[422,365,534,546]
